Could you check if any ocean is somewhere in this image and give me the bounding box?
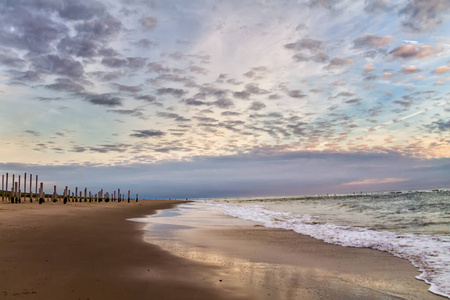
[205,189,450,298]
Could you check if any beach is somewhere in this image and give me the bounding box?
[0,200,444,299]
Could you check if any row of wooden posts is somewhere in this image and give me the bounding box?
[1,172,138,204]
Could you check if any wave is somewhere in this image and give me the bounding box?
[209,202,450,298]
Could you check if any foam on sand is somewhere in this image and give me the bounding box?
[211,202,450,298]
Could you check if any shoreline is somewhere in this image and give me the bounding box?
[135,201,446,299]
[0,200,445,299]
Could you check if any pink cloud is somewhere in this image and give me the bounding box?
[342,178,409,186]
[432,66,450,74]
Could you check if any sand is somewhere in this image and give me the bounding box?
[0,200,444,299]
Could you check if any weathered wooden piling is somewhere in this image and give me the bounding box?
[5,173,8,202]
[13,182,18,203]
[35,175,38,202]
[128,190,130,203]
[18,187,21,204]
[105,192,110,203]
[11,185,15,203]
[75,187,78,202]
[84,188,87,202]
[1,175,4,201]
[29,174,32,203]
[12,174,15,201]
[136,194,138,202]
[24,172,27,200]
[118,189,121,203]
[52,185,58,203]
[39,183,44,204]
[63,186,68,204]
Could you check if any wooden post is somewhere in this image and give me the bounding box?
[5,173,8,202]
[39,182,44,204]
[24,172,27,199]
[18,186,21,204]
[12,174,15,200]
[136,194,138,202]
[14,182,18,203]
[63,186,68,204]
[128,190,130,203]
[29,174,32,203]
[18,175,21,202]
[75,187,78,202]
[53,185,57,202]
[35,175,38,203]
[105,192,110,203]
[118,189,121,203]
[1,175,4,201]
[84,188,87,202]
[11,185,15,203]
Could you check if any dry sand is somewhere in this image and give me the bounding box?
[0,200,444,299]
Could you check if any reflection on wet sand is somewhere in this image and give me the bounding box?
[131,203,442,300]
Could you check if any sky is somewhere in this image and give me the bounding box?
[0,0,449,198]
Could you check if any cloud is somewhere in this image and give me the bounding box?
[432,66,450,74]
[57,35,99,58]
[183,98,207,106]
[111,83,142,93]
[130,130,165,138]
[284,38,324,51]
[221,111,241,116]
[137,95,157,102]
[75,16,122,41]
[102,57,147,69]
[388,44,442,60]
[157,88,187,97]
[393,99,414,107]
[0,48,26,68]
[325,57,355,69]
[107,108,145,118]
[249,101,266,111]
[133,39,158,49]
[212,98,234,108]
[342,178,408,186]
[87,94,122,107]
[353,33,392,48]
[426,119,450,133]
[364,0,395,13]
[25,130,40,137]
[399,0,450,33]
[89,144,129,153]
[287,90,307,98]
[44,78,86,93]
[233,91,251,100]
[401,65,420,74]
[0,5,69,54]
[292,52,329,63]
[364,63,376,71]
[139,16,157,31]
[31,54,84,78]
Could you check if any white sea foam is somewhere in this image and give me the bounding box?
[209,202,450,298]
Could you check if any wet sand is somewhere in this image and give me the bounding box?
[0,200,444,299]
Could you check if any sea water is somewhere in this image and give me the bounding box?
[205,189,450,298]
